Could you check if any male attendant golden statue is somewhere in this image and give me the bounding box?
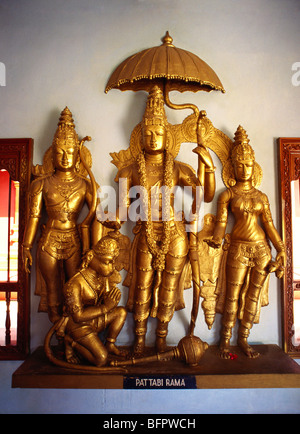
[22,107,103,323]
[207,126,286,358]
[114,87,216,354]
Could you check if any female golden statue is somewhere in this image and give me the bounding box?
[22,107,103,323]
[115,87,216,354]
[62,235,127,367]
[207,126,286,358]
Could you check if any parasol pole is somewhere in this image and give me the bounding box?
[163,81,206,185]
[163,81,200,117]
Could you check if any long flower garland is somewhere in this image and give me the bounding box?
[136,150,174,271]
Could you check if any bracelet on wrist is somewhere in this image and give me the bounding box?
[205,166,216,173]
[22,244,32,250]
[275,241,285,252]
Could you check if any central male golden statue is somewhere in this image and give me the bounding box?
[115,87,216,354]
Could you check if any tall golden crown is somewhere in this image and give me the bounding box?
[142,86,167,126]
[53,106,79,146]
[231,125,255,162]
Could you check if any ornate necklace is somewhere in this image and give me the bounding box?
[231,184,257,197]
[231,185,259,215]
[136,151,173,271]
[80,268,103,303]
[51,173,82,200]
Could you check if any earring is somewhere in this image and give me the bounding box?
[75,156,80,172]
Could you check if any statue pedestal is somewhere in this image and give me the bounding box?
[12,344,300,389]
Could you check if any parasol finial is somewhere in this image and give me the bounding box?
[161,31,174,46]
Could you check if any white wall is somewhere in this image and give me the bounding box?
[0,0,299,414]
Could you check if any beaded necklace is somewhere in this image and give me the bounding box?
[136,150,174,271]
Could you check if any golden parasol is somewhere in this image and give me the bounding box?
[105,31,225,113]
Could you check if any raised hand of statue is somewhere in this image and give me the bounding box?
[193,144,215,170]
[192,110,215,170]
[191,111,216,202]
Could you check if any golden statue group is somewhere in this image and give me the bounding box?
[22,33,286,371]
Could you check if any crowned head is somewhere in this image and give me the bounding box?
[141,86,168,154]
[87,235,120,277]
[142,86,167,127]
[230,126,255,184]
[53,107,79,147]
[52,107,80,171]
[231,125,255,163]
[93,235,120,258]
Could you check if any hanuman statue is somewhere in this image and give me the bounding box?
[22,107,103,323]
[207,126,286,358]
[114,86,216,354]
[62,234,127,367]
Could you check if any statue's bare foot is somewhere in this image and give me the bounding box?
[238,337,260,358]
[106,342,128,357]
[64,335,80,364]
[133,336,145,355]
[155,336,167,353]
[219,337,232,359]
